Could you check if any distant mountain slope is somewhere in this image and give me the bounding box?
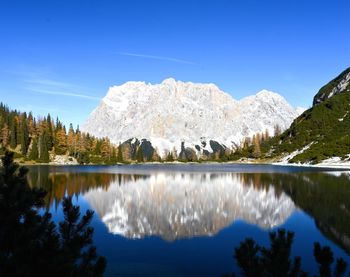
[313,68,350,105]
[270,67,350,164]
[82,78,301,158]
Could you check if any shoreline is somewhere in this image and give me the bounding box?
[271,162,350,170]
[16,159,350,170]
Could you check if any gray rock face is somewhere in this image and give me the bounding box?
[83,172,295,240]
[82,79,303,157]
[313,68,350,106]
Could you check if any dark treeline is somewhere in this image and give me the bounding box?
[0,152,106,276]
[225,229,348,277]
[0,103,124,164]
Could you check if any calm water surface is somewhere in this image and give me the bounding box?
[27,164,350,276]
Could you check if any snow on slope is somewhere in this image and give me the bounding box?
[83,172,295,240]
[82,78,303,157]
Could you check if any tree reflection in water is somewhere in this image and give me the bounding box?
[27,166,350,275]
[224,229,347,277]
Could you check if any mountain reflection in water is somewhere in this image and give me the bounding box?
[84,173,295,240]
[27,166,350,255]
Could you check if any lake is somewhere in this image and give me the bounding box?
[27,164,350,276]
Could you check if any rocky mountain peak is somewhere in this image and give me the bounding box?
[82,78,302,157]
[313,67,350,106]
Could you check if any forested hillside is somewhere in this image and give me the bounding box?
[0,103,123,164]
[249,67,350,164]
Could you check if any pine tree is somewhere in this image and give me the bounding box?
[117,144,123,163]
[166,151,174,162]
[152,149,160,162]
[110,147,117,164]
[76,130,86,153]
[27,112,35,135]
[55,127,67,155]
[0,123,10,148]
[252,134,261,158]
[101,138,111,160]
[9,116,16,149]
[136,146,144,162]
[93,139,102,155]
[0,151,106,276]
[29,137,39,161]
[67,124,76,155]
[39,134,50,163]
[15,115,21,146]
[46,114,54,150]
[20,115,29,155]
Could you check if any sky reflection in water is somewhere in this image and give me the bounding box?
[27,164,350,276]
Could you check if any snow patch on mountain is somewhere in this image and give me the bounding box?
[275,143,315,165]
[328,72,350,99]
[82,79,303,157]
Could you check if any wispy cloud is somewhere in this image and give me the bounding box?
[6,66,100,101]
[25,86,100,100]
[116,51,197,65]
[25,78,78,88]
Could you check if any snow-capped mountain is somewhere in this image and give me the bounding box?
[82,78,303,157]
[83,172,295,240]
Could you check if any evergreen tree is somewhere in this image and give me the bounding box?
[76,152,90,165]
[76,130,86,153]
[252,135,261,158]
[166,151,174,162]
[27,112,35,135]
[29,137,39,161]
[0,124,9,148]
[39,134,50,163]
[55,127,67,155]
[101,138,111,161]
[67,124,76,155]
[9,116,16,149]
[136,146,144,162]
[152,149,160,162]
[110,147,117,164]
[15,115,21,146]
[117,144,123,163]
[93,139,102,155]
[46,114,54,150]
[232,228,348,277]
[0,151,106,276]
[20,115,29,155]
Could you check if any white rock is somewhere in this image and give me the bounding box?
[49,155,78,165]
[82,79,303,157]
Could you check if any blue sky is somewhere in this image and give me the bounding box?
[1,0,349,127]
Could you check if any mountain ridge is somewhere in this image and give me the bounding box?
[258,67,350,164]
[82,78,303,158]
[313,68,350,106]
